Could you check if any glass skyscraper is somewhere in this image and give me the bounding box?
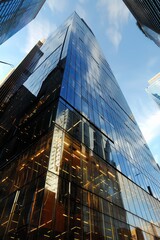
[0,40,43,115]
[123,0,160,47]
[0,0,46,44]
[0,12,160,240]
[146,73,160,107]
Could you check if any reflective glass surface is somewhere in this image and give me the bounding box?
[0,0,46,44]
[146,74,160,107]
[0,12,160,240]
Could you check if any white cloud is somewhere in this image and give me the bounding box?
[76,4,87,20]
[106,27,122,49]
[24,17,56,53]
[47,0,66,12]
[78,0,86,3]
[153,153,160,164]
[134,99,160,143]
[97,0,130,48]
[139,110,160,143]
[147,57,158,68]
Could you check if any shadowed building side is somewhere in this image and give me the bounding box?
[123,0,160,46]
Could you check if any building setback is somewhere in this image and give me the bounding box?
[0,0,46,45]
[0,12,160,239]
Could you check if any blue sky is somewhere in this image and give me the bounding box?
[0,0,160,163]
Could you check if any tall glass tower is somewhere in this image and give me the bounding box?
[0,13,160,240]
[0,0,46,44]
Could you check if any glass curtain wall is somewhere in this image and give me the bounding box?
[0,12,160,240]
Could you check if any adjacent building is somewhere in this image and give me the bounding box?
[0,40,43,144]
[123,0,160,47]
[0,0,46,44]
[146,72,160,107]
[0,12,160,239]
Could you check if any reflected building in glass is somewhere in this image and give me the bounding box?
[0,0,45,44]
[146,73,160,108]
[0,40,43,113]
[0,12,160,240]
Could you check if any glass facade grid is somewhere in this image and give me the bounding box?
[0,0,46,44]
[61,16,160,196]
[123,0,160,34]
[122,0,160,46]
[0,12,160,239]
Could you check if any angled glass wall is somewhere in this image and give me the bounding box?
[0,0,46,44]
[0,12,160,240]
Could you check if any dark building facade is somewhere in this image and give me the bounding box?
[0,12,160,240]
[0,40,43,112]
[123,0,160,46]
[0,40,43,145]
[0,0,46,44]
